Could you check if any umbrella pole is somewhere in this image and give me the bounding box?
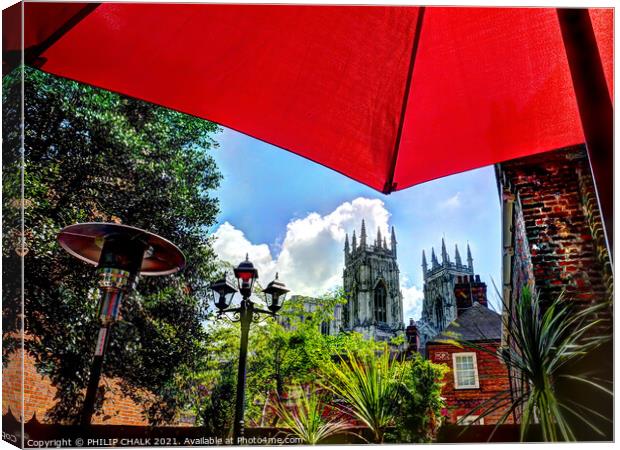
[557,8,613,263]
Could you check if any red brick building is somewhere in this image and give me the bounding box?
[425,277,512,426]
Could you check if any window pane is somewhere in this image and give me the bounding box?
[457,370,475,386]
[455,354,477,387]
[456,355,474,370]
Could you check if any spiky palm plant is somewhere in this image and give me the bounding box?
[454,285,612,441]
[322,346,402,443]
[272,385,349,445]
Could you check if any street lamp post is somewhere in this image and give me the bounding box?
[209,255,289,444]
[57,223,185,426]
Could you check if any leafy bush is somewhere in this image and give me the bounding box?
[198,362,236,439]
[391,355,447,443]
[196,290,380,428]
[195,293,446,441]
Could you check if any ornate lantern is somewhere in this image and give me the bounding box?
[233,254,258,297]
[210,277,238,311]
[262,273,289,314]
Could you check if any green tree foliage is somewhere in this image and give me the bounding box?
[183,287,446,440]
[391,355,447,443]
[198,362,236,439]
[316,336,446,444]
[191,289,382,429]
[2,68,222,424]
[248,289,387,425]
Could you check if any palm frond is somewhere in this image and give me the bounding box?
[557,374,613,396]
[272,385,350,445]
[321,346,401,443]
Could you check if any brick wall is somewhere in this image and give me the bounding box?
[496,146,613,435]
[3,349,149,425]
[497,146,612,310]
[427,342,513,425]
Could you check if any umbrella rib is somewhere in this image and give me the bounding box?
[383,6,426,194]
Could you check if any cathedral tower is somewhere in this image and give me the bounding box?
[342,221,404,341]
[416,240,475,352]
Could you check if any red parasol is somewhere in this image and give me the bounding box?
[2,3,613,243]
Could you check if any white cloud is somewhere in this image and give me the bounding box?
[213,197,390,296]
[213,197,426,322]
[401,285,424,321]
[211,222,277,281]
[439,192,461,210]
[400,273,425,321]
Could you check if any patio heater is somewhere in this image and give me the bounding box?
[58,222,185,426]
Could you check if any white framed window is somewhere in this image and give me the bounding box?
[457,415,485,426]
[452,352,479,389]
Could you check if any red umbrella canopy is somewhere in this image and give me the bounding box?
[2,3,613,193]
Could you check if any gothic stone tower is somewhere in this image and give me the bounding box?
[342,220,404,341]
[417,239,474,351]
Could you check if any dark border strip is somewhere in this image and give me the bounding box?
[557,8,614,262]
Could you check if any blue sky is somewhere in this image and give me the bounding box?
[209,127,502,319]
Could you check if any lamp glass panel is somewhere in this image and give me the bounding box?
[237,271,256,292]
[215,291,231,310]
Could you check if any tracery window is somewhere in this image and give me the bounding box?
[320,321,330,335]
[435,296,445,327]
[374,282,387,322]
[343,302,350,326]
